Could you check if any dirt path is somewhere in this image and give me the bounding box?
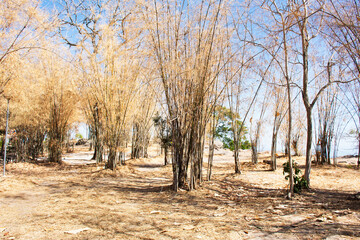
[0,150,359,240]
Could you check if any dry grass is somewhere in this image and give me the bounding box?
[0,148,359,240]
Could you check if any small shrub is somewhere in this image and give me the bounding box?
[283,161,308,193]
[75,133,83,139]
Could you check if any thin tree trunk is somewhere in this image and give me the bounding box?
[119,152,122,165]
[282,10,293,198]
[172,120,187,190]
[270,132,278,170]
[95,141,103,163]
[304,107,312,185]
[164,146,168,165]
[234,140,241,174]
[131,124,137,159]
[251,140,258,164]
[198,133,205,185]
[106,147,116,170]
[358,132,360,169]
[271,114,279,170]
[233,119,241,173]
[207,139,214,181]
[92,104,103,163]
[207,114,215,180]
[284,136,289,157]
[300,2,312,187]
[286,75,294,199]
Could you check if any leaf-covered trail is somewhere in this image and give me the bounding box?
[0,150,359,239]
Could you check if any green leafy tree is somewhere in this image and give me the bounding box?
[153,114,172,165]
[283,161,308,194]
[75,133,83,139]
[214,106,250,151]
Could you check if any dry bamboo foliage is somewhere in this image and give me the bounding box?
[0,0,52,93]
[0,0,358,194]
[59,0,144,168]
[131,84,157,159]
[141,0,233,190]
[0,42,78,162]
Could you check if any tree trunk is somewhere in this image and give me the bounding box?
[321,133,327,164]
[92,145,97,160]
[188,121,198,191]
[299,2,312,187]
[92,104,103,163]
[197,133,205,185]
[271,118,279,170]
[232,105,241,174]
[284,136,290,157]
[282,11,293,198]
[89,140,93,151]
[0,136,4,157]
[233,129,241,174]
[117,151,122,166]
[270,134,277,170]
[333,135,337,165]
[172,146,179,191]
[131,124,137,159]
[94,140,103,163]
[234,142,241,174]
[251,140,258,164]
[207,139,214,181]
[207,118,215,180]
[171,120,187,190]
[304,107,312,186]
[164,145,168,165]
[358,132,360,169]
[49,138,62,163]
[106,147,116,170]
[286,75,294,199]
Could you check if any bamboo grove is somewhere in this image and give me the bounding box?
[0,0,359,196]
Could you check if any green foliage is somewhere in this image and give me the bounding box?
[349,129,359,140]
[214,106,250,151]
[283,161,308,193]
[153,114,172,148]
[75,133,83,139]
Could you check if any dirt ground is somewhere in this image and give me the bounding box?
[0,146,359,240]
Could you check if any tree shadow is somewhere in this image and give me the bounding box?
[133,164,165,169]
[253,217,360,238]
[2,193,28,200]
[5,158,359,239]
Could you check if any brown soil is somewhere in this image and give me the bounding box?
[0,147,359,240]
